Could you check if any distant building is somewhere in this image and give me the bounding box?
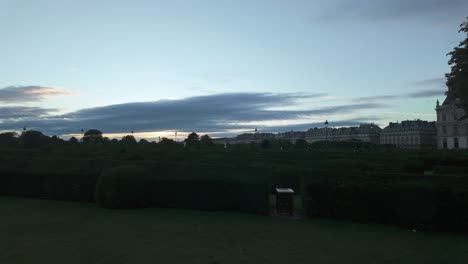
[212,132,275,145]
[380,120,436,149]
[435,95,468,149]
[276,131,305,143]
[304,124,381,144]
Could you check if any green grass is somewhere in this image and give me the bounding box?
[1,197,467,264]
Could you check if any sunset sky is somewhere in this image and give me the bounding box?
[1,0,467,140]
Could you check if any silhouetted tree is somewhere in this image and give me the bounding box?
[259,139,271,149]
[20,130,48,148]
[274,139,293,150]
[83,129,103,143]
[121,135,137,145]
[294,139,308,149]
[0,132,18,147]
[84,129,103,138]
[185,132,200,147]
[69,137,79,144]
[446,17,468,114]
[200,134,213,146]
[138,139,149,145]
[50,135,64,145]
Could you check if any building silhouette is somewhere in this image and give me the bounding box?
[435,95,468,149]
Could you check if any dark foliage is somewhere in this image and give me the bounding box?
[185,132,200,148]
[121,135,137,145]
[0,132,19,147]
[259,139,271,149]
[303,171,468,232]
[200,134,214,146]
[94,164,270,214]
[294,138,308,149]
[0,171,98,202]
[20,130,49,148]
[446,17,468,114]
[95,166,152,208]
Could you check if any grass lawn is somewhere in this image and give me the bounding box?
[1,197,467,264]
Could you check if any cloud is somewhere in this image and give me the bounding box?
[319,0,467,23]
[0,93,385,135]
[354,78,447,102]
[0,85,73,103]
[408,89,446,98]
[0,106,55,119]
[412,78,446,87]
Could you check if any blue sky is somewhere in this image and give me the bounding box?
[0,0,467,139]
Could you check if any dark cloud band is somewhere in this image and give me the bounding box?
[0,85,72,103]
[0,93,384,135]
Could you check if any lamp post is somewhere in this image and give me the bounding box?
[325,120,329,141]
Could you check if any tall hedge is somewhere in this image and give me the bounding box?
[94,165,270,214]
[95,166,152,208]
[303,170,468,232]
[0,171,98,202]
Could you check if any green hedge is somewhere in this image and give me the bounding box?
[0,171,98,202]
[303,170,468,232]
[270,166,302,194]
[149,179,269,214]
[95,165,270,214]
[95,166,153,208]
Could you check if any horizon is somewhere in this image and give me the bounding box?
[1,1,467,139]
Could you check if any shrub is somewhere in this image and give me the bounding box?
[95,166,152,209]
[94,164,270,214]
[270,166,302,194]
[303,170,468,232]
[0,171,98,202]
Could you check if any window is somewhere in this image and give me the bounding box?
[454,138,459,149]
[442,113,447,121]
[454,124,459,135]
[443,138,448,149]
[442,125,447,135]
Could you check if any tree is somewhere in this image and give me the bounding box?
[69,137,79,144]
[446,17,468,114]
[20,130,48,148]
[0,132,18,147]
[121,135,137,145]
[185,132,200,147]
[138,139,149,145]
[259,139,271,149]
[274,139,293,150]
[200,134,213,145]
[294,138,308,149]
[83,129,103,143]
[84,129,103,138]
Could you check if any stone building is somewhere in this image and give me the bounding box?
[304,124,381,144]
[380,120,436,149]
[435,95,468,149]
[276,131,305,143]
[212,132,275,145]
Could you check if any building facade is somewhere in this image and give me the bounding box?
[435,95,468,149]
[304,124,381,144]
[212,133,276,145]
[380,120,436,149]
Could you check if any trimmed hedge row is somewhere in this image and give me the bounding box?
[0,171,98,202]
[95,165,270,215]
[270,166,302,194]
[304,170,468,232]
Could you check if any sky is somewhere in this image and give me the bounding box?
[1,0,467,140]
